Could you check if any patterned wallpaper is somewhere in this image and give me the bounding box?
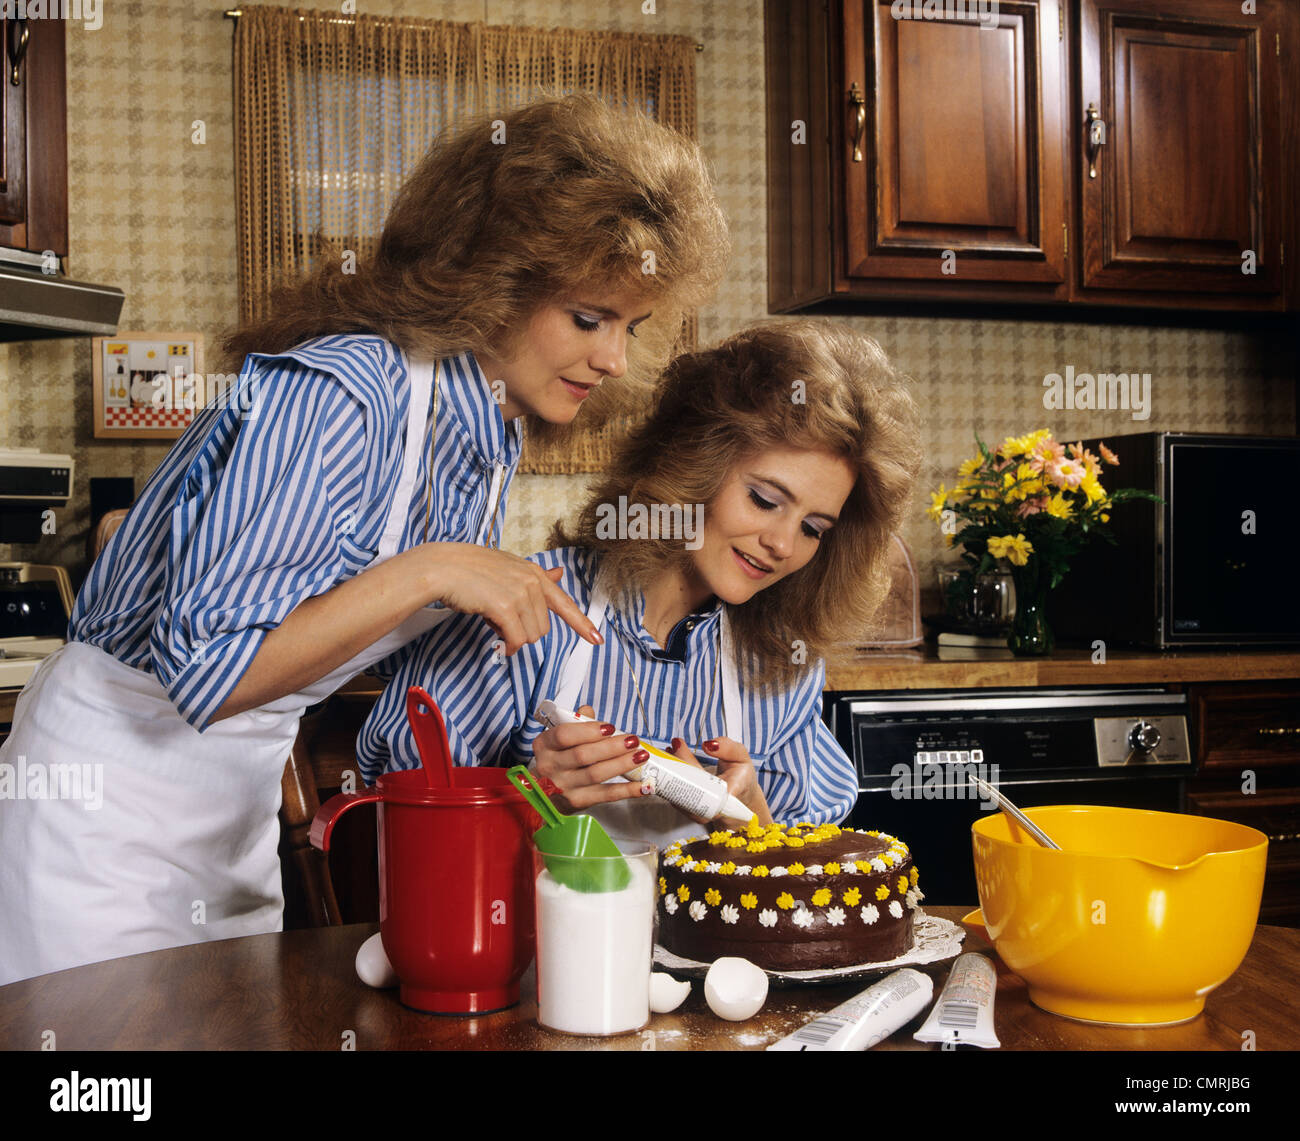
[2,0,1295,631]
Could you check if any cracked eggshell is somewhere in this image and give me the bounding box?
[648,972,691,1013]
[704,956,769,1021]
[355,931,399,988]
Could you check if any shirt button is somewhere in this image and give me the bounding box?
[686,621,695,631]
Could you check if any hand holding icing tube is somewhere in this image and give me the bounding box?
[535,701,755,825]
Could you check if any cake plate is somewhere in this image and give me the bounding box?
[653,908,965,987]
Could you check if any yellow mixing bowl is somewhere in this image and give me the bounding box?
[970,805,1268,1026]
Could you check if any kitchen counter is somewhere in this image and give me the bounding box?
[2,905,1296,1051]
[824,644,1300,691]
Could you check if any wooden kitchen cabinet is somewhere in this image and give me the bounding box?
[765,0,1297,313]
[0,14,68,258]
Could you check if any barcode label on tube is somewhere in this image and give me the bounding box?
[939,1002,980,1028]
[787,1018,845,1047]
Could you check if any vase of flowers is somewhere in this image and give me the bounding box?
[927,430,1158,657]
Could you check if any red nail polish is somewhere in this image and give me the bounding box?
[703,740,719,752]
[624,735,639,749]
[599,723,616,736]
[633,750,649,763]
[640,783,653,796]
[670,737,683,750]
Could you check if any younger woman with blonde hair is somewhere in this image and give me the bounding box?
[358,320,922,842]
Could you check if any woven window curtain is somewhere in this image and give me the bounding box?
[232,5,699,474]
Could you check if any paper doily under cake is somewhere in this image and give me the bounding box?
[653,908,965,987]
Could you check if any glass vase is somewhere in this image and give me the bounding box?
[1008,559,1054,657]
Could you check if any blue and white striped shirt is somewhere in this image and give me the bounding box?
[71,334,521,730]
[356,546,860,826]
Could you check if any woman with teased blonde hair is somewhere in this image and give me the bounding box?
[0,92,728,985]
[358,319,922,844]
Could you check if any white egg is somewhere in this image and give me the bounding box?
[704,956,769,1021]
[354,931,399,989]
[648,972,691,1013]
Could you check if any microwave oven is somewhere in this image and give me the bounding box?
[1049,432,1300,648]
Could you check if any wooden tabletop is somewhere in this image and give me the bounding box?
[1,906,1296,1051]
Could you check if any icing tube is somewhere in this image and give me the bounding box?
[912,952,1001,1049]
[766,968,935,1051]
[536,701,753,823]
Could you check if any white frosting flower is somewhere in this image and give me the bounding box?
[889,900,903,919]
[870,858,887,873]
[905,889,918,910]
[805,865,823,875]
[769,867,786,877]
[664,895,678,915]
[792,909,814,929]
[861,904,879,925]
[705,862,721,873]
[681,860,697,872]
[689,900,707,922]
[825,907,846,927]
[721,905,739,925]
[665,855,682,867]
[759,909,777,927]
[734,865,752,876]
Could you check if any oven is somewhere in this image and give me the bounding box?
[0,563,73,694]
[826,687,1194,904]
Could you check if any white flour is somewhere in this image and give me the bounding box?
[535,857,654,1035]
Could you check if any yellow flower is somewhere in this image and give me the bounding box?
[999,430,1049,459]
[752,866,769,877]
[1080,472,1105,505]
[746,817,766,838]
[676,885,690,902]
[740,892,758,910]
[898,875,909,894]
[746,841,767,853]
[727,837,748,848]
[718,862,736,875]
[705,888,721,906]
[843,887,862,906]
[658,876,667,895]
[1045,492,1073,519]
[776,892,795,910]
[880,852,895,867]
[926,484,949,523]
[910,866,920,886]
[812,888,832,906]
[824,862,842,875]
[855,860,872,873]
[987,533,1034,566]
[784,836,804,848]
[875,884,890,901]
[709,830,730,846]
[786,862,806,875]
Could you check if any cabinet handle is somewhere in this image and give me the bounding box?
[848,82,866,163]
[1257,727,1300,736]
[1085,102,1105,179]
[8,19,29,87]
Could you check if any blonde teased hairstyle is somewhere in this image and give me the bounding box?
[220,93,729,442]
[552,320,923,688]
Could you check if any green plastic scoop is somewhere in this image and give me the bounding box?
[506,766,631,893]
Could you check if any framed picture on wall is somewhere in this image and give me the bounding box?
[92,332,206,439]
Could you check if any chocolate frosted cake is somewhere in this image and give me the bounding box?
[657,820,922,971]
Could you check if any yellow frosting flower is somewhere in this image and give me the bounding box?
[746,818,766,838]
[718,862,736,875]
[705,888,721,906]
[875,884,890,901]
[727,837,748,848]
[776,892,795,910]
[843,887,861,907]
[740,892,758,910]
[784,836,805,848]
[709,831,730,847]
[746,841,767,853]
[881,852,895,867]
[910,867,920,886]
[855,860,872,873]
[812,888,831,907]
[658,877,667,895]
[787,862,806,876]
[677,885,690,902]
[898,875,909,894]
[752,866,769,877]
[824,862,842,875]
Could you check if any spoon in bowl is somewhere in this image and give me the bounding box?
[969,774,1060,849]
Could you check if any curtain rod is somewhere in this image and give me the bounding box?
[222,9,705,50]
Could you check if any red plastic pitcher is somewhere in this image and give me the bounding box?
[310,767,539,1014]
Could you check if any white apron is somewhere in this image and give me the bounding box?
[0,356,467,985]
[551,583,743,849]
